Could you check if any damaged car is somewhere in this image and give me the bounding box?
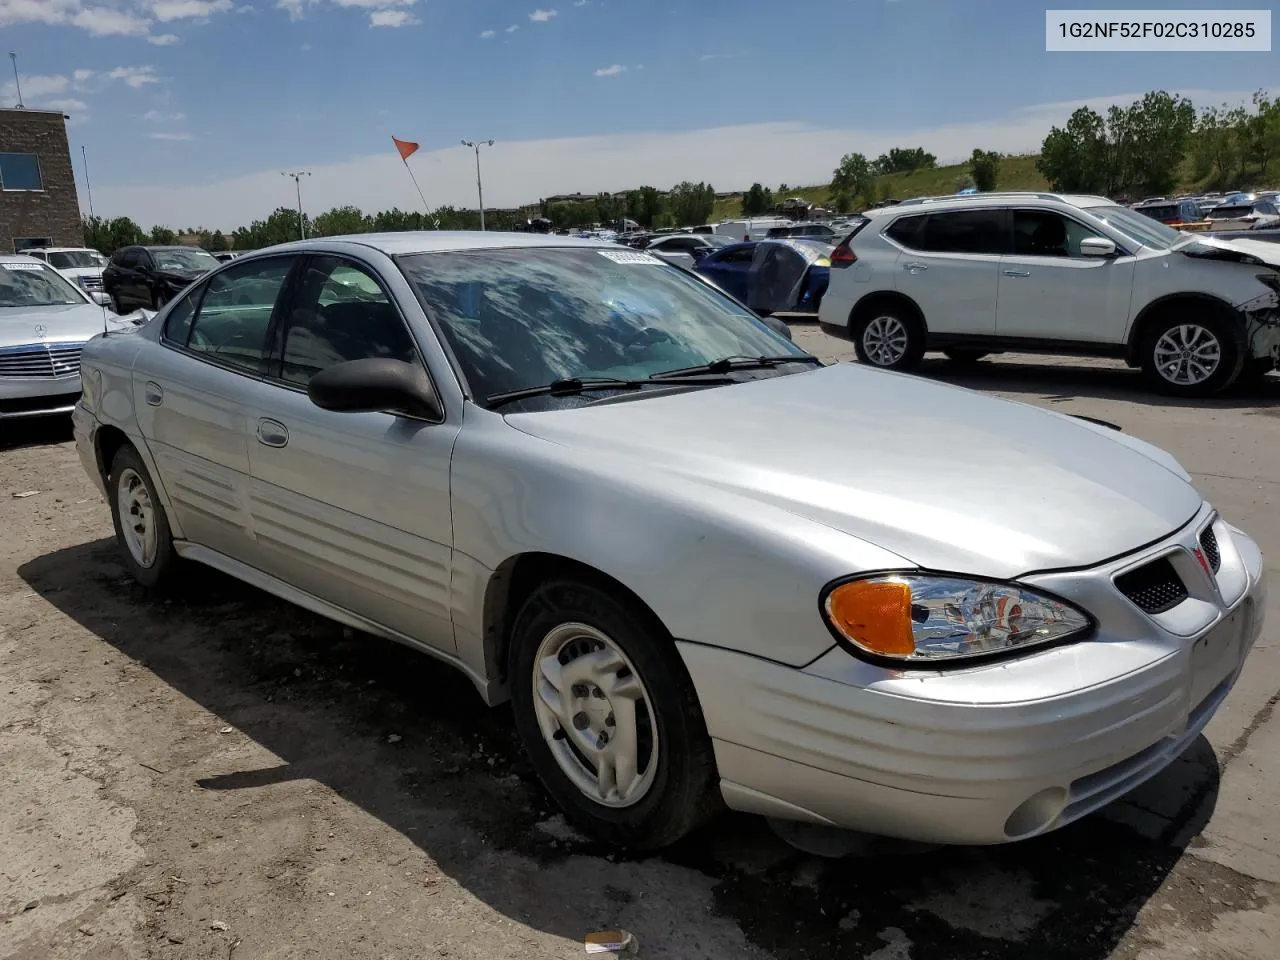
[818,193,1279,396]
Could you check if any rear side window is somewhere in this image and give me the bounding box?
[884,214,926,247]
[917,210,1008,254]
[185,257,295,374]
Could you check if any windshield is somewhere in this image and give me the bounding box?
[154,248,219,272]
[399,247,808,409]
[0,262,89,307]
[1089,205,1184,250]
[48,251,105,270]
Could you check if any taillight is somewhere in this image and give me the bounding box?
[830,243,857,267]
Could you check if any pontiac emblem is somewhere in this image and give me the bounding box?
[33,323,47,338]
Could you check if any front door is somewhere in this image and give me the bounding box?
[239,254,461,654]
[134,255,298,562]
[889,209,1006,336]
[996,209,1137,344]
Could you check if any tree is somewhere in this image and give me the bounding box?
[208,231,229,252]
[741,182,773,217]
[149,225,177,245]
[82,215,146,254]
[969,149,1000,191]
[871,147,937,176]
[1037,106,1108,192]
[625,186,665,228]
[829,152,873,212]
[667,181,716,226]
[312,205,371,237]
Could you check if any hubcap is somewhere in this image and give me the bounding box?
[862,315,909,366]
[117,467,158,568]
[531,622,658,809]
[1153,324,1221,386]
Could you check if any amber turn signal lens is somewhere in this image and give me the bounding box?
[825,579,916,656]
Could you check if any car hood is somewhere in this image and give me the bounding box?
[1185,235,1280,268]
[504,364,1203,579]
[0,302,120,348]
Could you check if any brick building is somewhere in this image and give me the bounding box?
[0,108,83,253]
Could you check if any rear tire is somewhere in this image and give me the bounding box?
[1139,312,1244,397]
[851,303,925,372]
[508,578,720,849]
[943,348,989,365]
[107,446,180,590]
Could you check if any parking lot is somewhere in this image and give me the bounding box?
[2,326,1278,960]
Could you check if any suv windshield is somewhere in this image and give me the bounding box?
[399,246,809,408]
[0,262,88,307]
[1089,205,1184,250]
[48,251,105,270]
[154,248,219,272]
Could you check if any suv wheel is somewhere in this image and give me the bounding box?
[852,306,925,371]
[1140,314,1244,397]
[508,578,720,849]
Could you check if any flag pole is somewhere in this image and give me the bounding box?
[401,158,430,217]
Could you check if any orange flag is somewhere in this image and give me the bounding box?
[392,136,419,162]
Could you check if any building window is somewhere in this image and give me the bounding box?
[0,153,44,191]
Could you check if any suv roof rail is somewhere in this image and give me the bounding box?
[895,191,1069,207]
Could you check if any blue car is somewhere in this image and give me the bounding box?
[694,238,833,315]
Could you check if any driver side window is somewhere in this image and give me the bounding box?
[1012,210,1103,258]
[185,256,295,375]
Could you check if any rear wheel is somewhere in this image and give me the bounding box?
[852,304,925,372]
[1140,313,1244,397]
[508,578,720,849]
[107,446,180,590]
[943,348,989,365]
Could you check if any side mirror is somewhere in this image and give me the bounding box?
[307,358,443,421]
[90,291,112,307]
[1080,237,1117,258]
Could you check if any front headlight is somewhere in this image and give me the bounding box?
[821,574,1092,664]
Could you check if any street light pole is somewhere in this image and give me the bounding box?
[460,139,495,230]
[281,170,311,240]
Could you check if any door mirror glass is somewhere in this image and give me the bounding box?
[91,291,112,306]
[1079,237,1117,257]
[307,357,443,420]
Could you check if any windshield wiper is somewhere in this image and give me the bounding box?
[649,354,824,379]
[486,375,731,410]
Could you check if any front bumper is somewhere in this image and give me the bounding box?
[0,374,82,419]
[680,509,1266,845]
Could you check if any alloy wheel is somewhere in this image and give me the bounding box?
[531,622,658,809]
[1153,324,1221,386]
[862,315,910,366]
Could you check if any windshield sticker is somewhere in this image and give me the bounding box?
[596,250,663,265]
[2,263,46,271]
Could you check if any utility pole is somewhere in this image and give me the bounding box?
[460,139,495,230]
[281,170,311,240]
[9,53,23,108]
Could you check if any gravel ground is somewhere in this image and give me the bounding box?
[2,332,1278,959]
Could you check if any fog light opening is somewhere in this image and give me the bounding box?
[1004,787,1068,839]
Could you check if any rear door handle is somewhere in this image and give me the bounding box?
[143,381,164,406]
[1003,269,1032,278]
[903,261,928,272]
[257,418,289,448]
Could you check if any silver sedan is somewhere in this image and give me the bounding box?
[72,232,1266,849]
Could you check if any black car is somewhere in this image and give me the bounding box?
[102,245,221,312]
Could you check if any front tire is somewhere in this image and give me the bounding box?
[1140,313,1244,397]
[852,305,925,371]
[108,446,179,590]
[508,578,720,849]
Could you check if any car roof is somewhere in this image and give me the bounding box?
[0,253,47,263]
[254,231,617,257]
[864,191,1116,218]
[19,246,98,253]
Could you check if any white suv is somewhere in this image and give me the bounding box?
[21,247,109,296]
[818,192,1280,396]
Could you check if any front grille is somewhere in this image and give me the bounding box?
[79,275,104,291]
[1115,557,1188,614]
[0,343,83,379]
[1200,526,1221,573]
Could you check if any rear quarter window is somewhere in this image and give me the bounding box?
[883,215,926,247]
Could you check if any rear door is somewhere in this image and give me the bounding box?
[697,245,755,301]
[136,255,298,563]
[890,209,1007,335]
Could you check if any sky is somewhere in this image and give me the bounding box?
[0,0,1275,230]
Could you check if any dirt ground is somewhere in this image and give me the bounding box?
[2,334,1279,960]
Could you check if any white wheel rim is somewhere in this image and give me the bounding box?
[863,315,909,366]
[1153,324,1221,386]
[531,622,659,809]
[117,467,158,568]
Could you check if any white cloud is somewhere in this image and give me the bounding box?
[573,0,587,5]
[143,108,186,121]
[528,8,557,22]
[43,98,90,113]
[2,73,72,100]
[148,131,194,141]
[91,86,1278,228]
[479,28,495,38]
[369,8,417,27]
[74,69,95,84]
[148,32,180,44]
[109,65,162,89]
[505,23,518,33]
[148,0,232,20]
[593,64,626,77]
[71,5,152,35]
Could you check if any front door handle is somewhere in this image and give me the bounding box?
[1003,269,1032,278]
[257,418,289,448]
[903,261,928,272]
[143,381,164,406]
